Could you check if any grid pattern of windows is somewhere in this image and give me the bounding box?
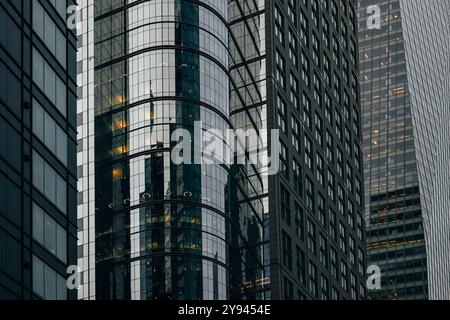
[270,0,366,300]
[0,0,77,300]
[32,203,67,262]
[32,0,67,67]
[32,99,68,165]
[32,48,67,117]
[32,151,67,214]
[32,255,67,300]
[360,0,450,300]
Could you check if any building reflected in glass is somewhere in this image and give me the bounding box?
[77,0,266,300]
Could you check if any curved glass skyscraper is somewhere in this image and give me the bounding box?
[77,0,265,300]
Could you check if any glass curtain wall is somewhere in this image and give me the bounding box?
[93,0,263,300]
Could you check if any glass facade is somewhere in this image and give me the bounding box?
[0,0,78,300]
[359,0,450,300]
[77,0,96,300]
[77,0,265,300]
[228,0,269,299]
[359,0,428,299]
[400,0,450,300]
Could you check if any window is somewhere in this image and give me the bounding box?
[287,0,297,24]
[296,246,306,285]
[276,51,285,88]
[358,248,364,275]
[299,10,308,45]
[33,99,67,165]
[339,222,346,253]
[354,141,361,171]
[318,193,326,226]
[0,228,21,282]
[277,95,287,133]
[290,73,299,109]
[329,208,337,240]
[347,199,355,228]
[337,147,344,177]
[332,35,339,67]
[323,54,330,86]
[288,31,298,66]
[331,248,338,280]
[311,33,320,66]
[345,127,351,155]
[341,260,348,291]
[308,261,318,297]
[349,235,356,266]
[357,213,364,241]
[334,71,341,103]
[291,117,300,153]
[33,0,66,67]
[282,230,293,271]
[313,72,320,103]
[322,14,329,46]
[327,169,335,200]
[302,92,311,128]
[326,129,333,161]
[320,274,329,300]
[332,287,339,300]
[304,135,312,169]
[324,92,332,123]
[316,153,324,186]
[33,48,67,117]
[279,141,289,179]
[315,112,323,146]
[319,233,328,267]
[305,176,314,211]
[32,255,67,300]
[293,159,302,195]
[0,6,21,62]
[47,0,67,19]
[346,161,353,191]
[307,219,316,255]
[280,184,291,226]
[295,203,304,241]
[274,6,284,44]
[353,106,360,135]
[0,117,21,172]
[283,277,293,300]
[33,151,67,214]
[338,184,344,215]
[343,91,350,120]
[355,178,362,205]
[335,111,342,141]
[33,203,67,262]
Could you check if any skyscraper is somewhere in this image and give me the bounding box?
[266,0,366,300]
[77,0,266,300]
[0,0,78,300]
[359,0,450,300]
[77,0,366,300]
